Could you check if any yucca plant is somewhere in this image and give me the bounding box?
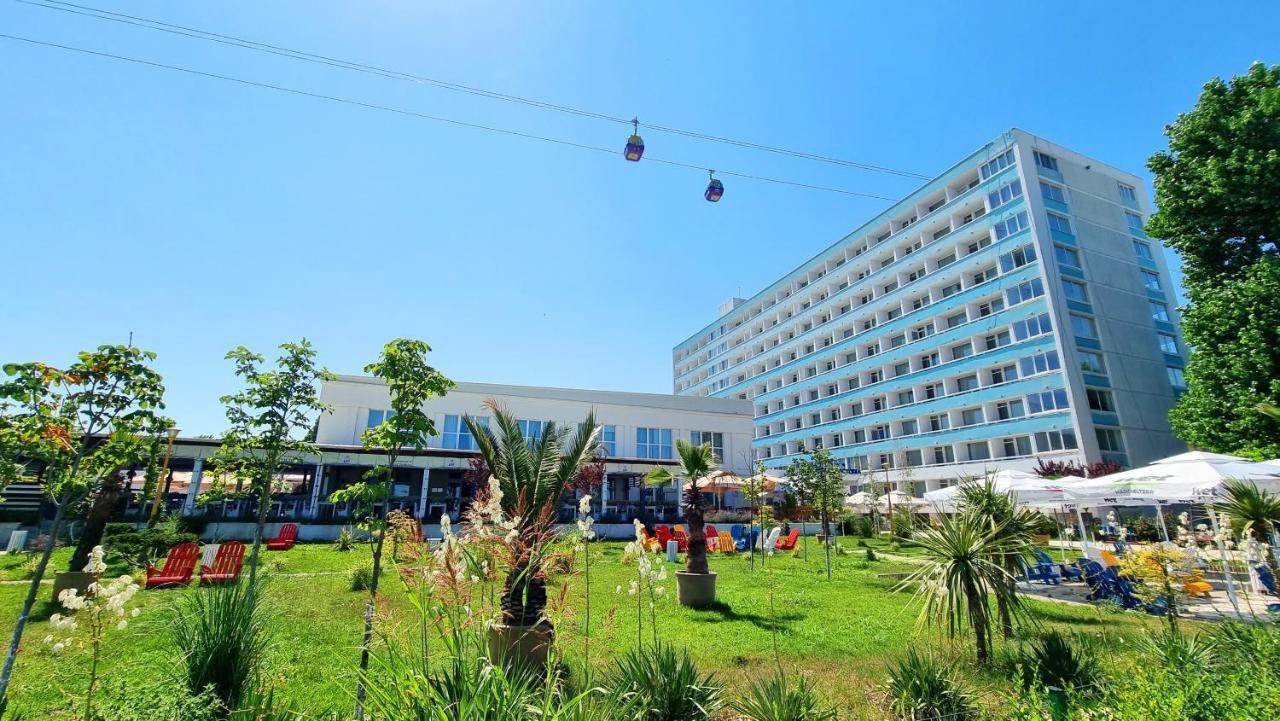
[733,673,836,721]
[465,400,599,632]
[1211,478,1280,576]
[898,513,1020,663]
[956,480,1047,639]
[885,649,979,721]
[170,581,270,712]
[1139,627,1216,669]
[607,642,723,721]
[1017,630,1099,692]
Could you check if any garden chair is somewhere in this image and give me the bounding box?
[200,540,246,585]
[729,524,744,544]
[1034,548,1082,581]
[1022,554,1060,585]
[1255,564,1280,614]
[640,527,661,552]
[1113,540,1130,557]
[718,530,736,554]
[704,525,719,551]
[145,542,199,589]
[1182,569,1213,598]
[1100,550,1122,568]
[775,528,800,551]
[673,524,686,537]
[266,522,298,551]
[654,525,673,550]
[672,527,690,553]
[762,527,781,553]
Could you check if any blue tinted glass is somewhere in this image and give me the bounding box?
[443,415,458,433]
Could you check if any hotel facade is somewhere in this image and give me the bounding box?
[673,129,1187,496]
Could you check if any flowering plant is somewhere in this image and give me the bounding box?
[620,519,668,646]
[45,546,141,720]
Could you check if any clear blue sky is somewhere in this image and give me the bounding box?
[2,2,1277,435]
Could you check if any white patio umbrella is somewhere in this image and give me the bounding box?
[843,492,874,511]
[877,490,924,510]
[922,469,1083,512]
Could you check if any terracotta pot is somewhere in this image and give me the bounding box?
[51,571,99,602]
[675,570,717,608]
[488,621,553,672]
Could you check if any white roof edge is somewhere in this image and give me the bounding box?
[327,374,753,416]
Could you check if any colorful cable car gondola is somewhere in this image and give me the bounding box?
[704,171,724,202]
[624,117,644,161]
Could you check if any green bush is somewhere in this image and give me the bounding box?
[333,527,358,552]
[607,642,723,721]
[169,581,270,711]
[884,649,978,721]
[733,672,836,721]
[104,526,199,568]
[1015,630,1099,692]
[864,547,878,562]
[349,562,373,592]
[842,514,875,538]
[1137,628,1215,668]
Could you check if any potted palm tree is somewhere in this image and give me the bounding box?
[644,440,717,607]
[464,401,599,670]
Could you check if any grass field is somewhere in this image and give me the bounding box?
[0,537,1170,718]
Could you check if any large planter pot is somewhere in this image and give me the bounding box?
[675,570,716,608]
[488,621,553,672]
[51,571,99,602]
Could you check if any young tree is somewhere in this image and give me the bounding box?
[742,461,768,570]
[214,340,331,589]
[809,448,845,579]
[1146,63,1280,457]
[785,451,816,561]
[328,339,453,720]
[0,345,165,704]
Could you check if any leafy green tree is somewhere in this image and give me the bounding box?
[0,346,166,704]
[785,451,815,561]
[645,439,718,577]
[809,448,845,579]
[1167,259,1280,458]
[214,340,331,589]
[1146,63,1280,457]
[328,339,453,719]
[1146,62,1280,289]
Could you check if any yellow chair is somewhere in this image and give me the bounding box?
[718,530,736,554]
[1183,570,1213,598]
[1101,550,1122,568]
[674,524,686,536]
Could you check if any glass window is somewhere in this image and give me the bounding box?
[1055,245,1081,268]
[951,343,973,360]
[1070,314,1099,339]
[517,419,546,444]
[993,211,1030,240]
[1149,302,1171,322]
[1141,270,1162,291]
[1095,428,1125,452]
[636,427,674,459]
[1034,151,1059,171]
[1157,333,1179,354]
[905,449,923,467]
[961,408,984,426]
[1027,389,1070,414]
[1077,350,1106,374]
[900,419,919,436]
[967,441,991,461]
[1040,182,1066,203]
[1002,436,1032,457]
[1087,388,1116,412]
[599,425,617,456]
[980,149,1016,179]
[987,179,1023,210]
[932,445,956,464]
[690,431,724,460]
[366,409,395,430]
[1167,366,1187,388]
[1035,429,1079,452]
[1046,212,1073,234]
[1061,279,1088,303]
[996,400,1025,420]
[999,244,1037,273]
[1126,212,1146,236]
[1118,183,1137,203]
[956,375,979,392]
[442,414,487,450]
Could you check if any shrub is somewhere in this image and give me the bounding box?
[170,581,270,711]
[607,642,723,721]
[103,526,199,568]
[733,672,836,721]
[349,562,374,592]
[1138,627,1215,668]
[865,547,878,562]
[885,649,979,721]
[842,514,875,538]
[333,526,358,552]
[1015,630,1098,691]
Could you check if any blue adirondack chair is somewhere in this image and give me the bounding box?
[730,524,744,545]
[1035,548,1084,581]
[1079,560,1111,601]
[1022,554,1061,585]
[1113,540,1130,557]
[1254,564,1280,614]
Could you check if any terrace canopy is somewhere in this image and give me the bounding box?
[1065,451,1280,505]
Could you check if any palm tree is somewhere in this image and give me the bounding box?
[956,480,1046,639]
[645,440,717,600]
[465,400,599,632]
[898,514,1020,664]
[1212,478,1280,577]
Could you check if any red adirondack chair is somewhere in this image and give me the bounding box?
[145,542,199,589]
[775,528,801,551]
[671,528,690,553]
[266,523,298,551]
[704,525,719,551]
[200,541,246,585]
[654,525,673,549]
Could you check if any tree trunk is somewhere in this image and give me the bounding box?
[822,509,832,579]
[353,507,388,721]
[970,586,990,664]
[246,460,278,590]
[684,487,709,574]
[70,473,124,571]
[0,498,70,704]
[502,559,549,627]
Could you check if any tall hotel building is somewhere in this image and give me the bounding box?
[673,129,1188,495]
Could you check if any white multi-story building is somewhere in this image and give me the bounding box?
[673,129,1187,496]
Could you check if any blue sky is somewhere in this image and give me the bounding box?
[2,2,1277,435]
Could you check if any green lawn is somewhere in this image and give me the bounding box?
[0,538,1170,718]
